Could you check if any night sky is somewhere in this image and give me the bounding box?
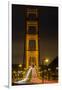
[12,4,58,65]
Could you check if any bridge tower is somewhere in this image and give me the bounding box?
[25,8,39,69]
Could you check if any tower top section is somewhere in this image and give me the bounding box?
[26,8,38,18]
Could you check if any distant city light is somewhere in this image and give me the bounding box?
[13,71,16,74]
[19,64,22,68]
[48,68,51,71]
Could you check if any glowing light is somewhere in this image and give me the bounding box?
[48,68,51,71]
[45,58,49,63]
[13,71,16,74]
[19,64,22,68]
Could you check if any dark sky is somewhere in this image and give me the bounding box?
[12,4,58,64]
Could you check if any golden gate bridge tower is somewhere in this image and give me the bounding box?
[25,7,39,69]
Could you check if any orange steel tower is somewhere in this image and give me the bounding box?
[25,8,39,69]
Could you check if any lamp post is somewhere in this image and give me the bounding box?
[44,58,49,80]
[41,58,49,83]
[45,58,49,65]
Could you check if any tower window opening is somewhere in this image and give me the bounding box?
[29,40,36,51]
[27,26,37,34]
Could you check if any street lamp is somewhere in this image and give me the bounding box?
[41,58,49,83]
[45,58,49,63]
[45,58,51,81]
[45,58,49,64]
